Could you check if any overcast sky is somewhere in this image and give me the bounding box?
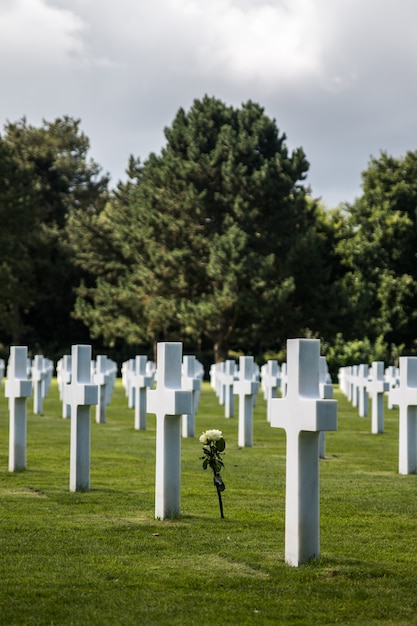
[1,0,416,208]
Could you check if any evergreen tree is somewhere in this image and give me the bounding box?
[69,97,337,361]
[0,117,108,357]
[337,150,417,354]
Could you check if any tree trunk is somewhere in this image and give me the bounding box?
[213,338,228,363]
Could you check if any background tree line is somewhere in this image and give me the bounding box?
[1,97,417,376]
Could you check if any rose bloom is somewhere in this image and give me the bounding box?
[199,429,223,444]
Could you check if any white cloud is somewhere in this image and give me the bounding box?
[2,0,417,205]
[0,0,86,70]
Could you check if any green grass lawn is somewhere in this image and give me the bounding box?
[1,378,417,625]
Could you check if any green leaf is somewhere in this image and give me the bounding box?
[215,438,226,452]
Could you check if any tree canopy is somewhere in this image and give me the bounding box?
[0,116,109,357]
[2,105,417,371]
[68,96,337,361]
[335,150,417,358]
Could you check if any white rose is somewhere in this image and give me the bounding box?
[205,429,223,442]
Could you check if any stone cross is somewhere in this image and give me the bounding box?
[181,355,202,438]
[66,345,98,491]
[147,342,193,519]
[132,355,153,430]
[366,361,388,434]
[223,360,236,418]
[270,339,337,566]
[318,356,333,459]
[350,365,359,407]
[280,362,288,397]
[233,356,259,447]
[262,360,281,423]
[126,358,136,409]
[32,355,46,415]
[389,357,417,475]
[357,364,369,417]
[60,355,72,418]
[5,346,32,472]
[385,366,399,410]
[94,355,110,424]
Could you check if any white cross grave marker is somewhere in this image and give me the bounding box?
[5,346,32,471]
[32,355,46,415]
[133,355,153,430]
[319,356,334,459]
[234,356,259,447]
[366,361,388,434]
[223,360,236,418]
[147,342,193,519]
[94,355,110,424]
[389,357,417,474]
[262,360,281,423]
[67,345,98,491]
[181,355,202,438]
[270,339,337,566]
[60,355,72,418]
[357,364,369,417]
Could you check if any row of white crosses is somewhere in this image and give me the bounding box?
[3,340,337,567]
[338,358,417,475]
[120,353,203,435]
[338,362,395,433]
[57,354,117,423]
[210,356,260,446]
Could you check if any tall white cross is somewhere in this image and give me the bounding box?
[223,360,236,418]
[147,343,193,519]
[67,345,98,491]
[319,356,333,459]
[181,355,201,438]
[94,355,110,424]
[366,361,388,434]
[357,364,369,417]
[132,355,153,430]
[389,357,417,474]
[60,355,72,418]
[32,355,46,415]
[234,356,258,447]
[262,360,281,423]
[5,346,32,471]
[270,339,337,566]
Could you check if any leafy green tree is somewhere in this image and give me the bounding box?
[69,97,336,361]
[0,117,108,357]
[336,150,417,355]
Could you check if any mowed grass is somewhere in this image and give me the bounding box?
[1,377,417,625]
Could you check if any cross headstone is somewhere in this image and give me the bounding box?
[94,355,110,424]
[66,345,98,491]
[318,356,333,459]
[262,360,281,423]
[270,339,337,566]
[147,342,193,519]
[223,360,236,418]
[5,346,32,471]
[389,357,417,474]
[385,366,399,410]
[32,355,46,415]
[132,355,153,430]
[181,355,202,438]
[60,355,72,418]
[233,356,259,447]
[357,364,369,417]
[366,361,388,434]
